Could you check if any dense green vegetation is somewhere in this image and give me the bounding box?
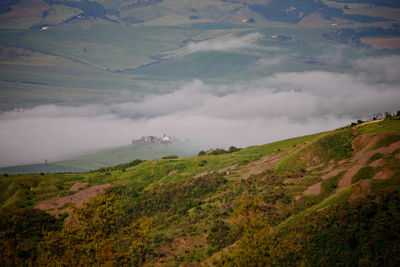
[0,119,399,265]
[0,208,62,265]
[90,159,145,173]
[37,194,153,266]
[217,191,400,266]
[352,166,375,183]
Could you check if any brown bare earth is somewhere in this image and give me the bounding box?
[320,168,345,180]
[338,133,400,188]
[351,133,381,153]
[361,37,400,49]
[369,159,386,168]
[373,168,394,180]
[35,184,111,214]
[339,163,364,188]
[304,182,321,195]
[70,182,88,192]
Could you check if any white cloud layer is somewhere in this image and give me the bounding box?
[354,56,400,83]
[1,58,400,166]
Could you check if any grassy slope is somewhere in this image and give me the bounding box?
[1,118,400,265]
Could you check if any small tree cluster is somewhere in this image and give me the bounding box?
[161,155,178,159]
[198,146,241,156]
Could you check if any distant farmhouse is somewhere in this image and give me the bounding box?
[132,134,175,145]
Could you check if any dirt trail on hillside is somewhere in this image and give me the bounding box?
[239,153,287,179]
[304,182,322,195]
[306,163,325,172]
[70,182,88,192]
[352,119,384,129]
[217,164,239,174]
[36,184,111,214]
[339,164,364,188]
[192,164,239,180]
[193,170,210,178]
[320,168,345,180]
[352,133,382,153]
[369,159,386,168]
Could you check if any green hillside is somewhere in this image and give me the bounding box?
[1,117,400,265]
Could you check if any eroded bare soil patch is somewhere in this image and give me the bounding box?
[373,169,394,180]
[239,153,286,179]
[70,182,88,192]
[36,184,111,214]
[338,133,400,188]
[304,182,321,195]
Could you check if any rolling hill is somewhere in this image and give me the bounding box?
[1,116,400,265]
[0,140,202,173]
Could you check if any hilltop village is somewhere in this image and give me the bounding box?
[132,134,174,145]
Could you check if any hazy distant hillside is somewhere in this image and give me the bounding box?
[1,117,399,265]
[0,140,201,173]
